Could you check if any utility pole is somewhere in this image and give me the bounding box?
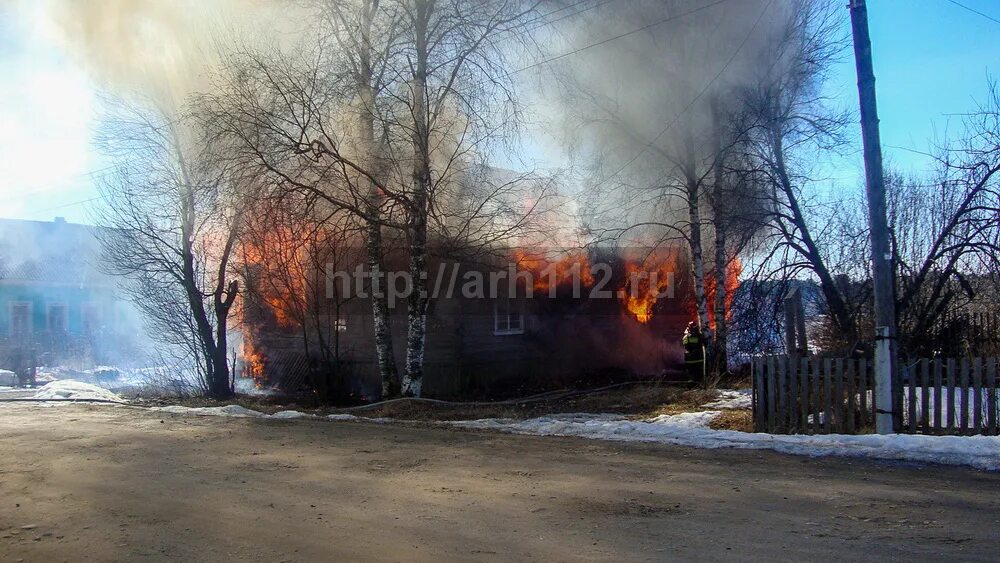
[849,0,897,434]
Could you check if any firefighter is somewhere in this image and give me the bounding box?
[682,321,705,381]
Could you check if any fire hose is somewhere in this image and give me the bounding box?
[330,380,660,413]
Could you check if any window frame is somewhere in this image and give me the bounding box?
[493,298,525,336]
[46,302,69,333]
[8,301,32,336]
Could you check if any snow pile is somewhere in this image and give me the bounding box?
[702,389,751,410]
[452,413,1000,471]
[31,380,124,402]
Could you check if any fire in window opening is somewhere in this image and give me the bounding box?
[494,297,524,335]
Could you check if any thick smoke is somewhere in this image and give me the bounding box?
[39,0,302,111]
[539,0,794,240]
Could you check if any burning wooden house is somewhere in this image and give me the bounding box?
[237,226,739,400]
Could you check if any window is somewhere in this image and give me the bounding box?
[494,298,524,335]
[81,304,101,333]
[47,303,68,333]
[335,318,347,332]
[9,301,31,336]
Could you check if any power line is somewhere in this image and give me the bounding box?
[592,0,773,186]
[510,0,735,76]
[526,0,614,32]
[502,0,594,33]
[36,197,103,213]
[945,0,1000,25]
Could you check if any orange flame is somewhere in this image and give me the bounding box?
[236,213,317,386]
[619,249,683,324]
[705,257,742,330]
[512,249,594,294]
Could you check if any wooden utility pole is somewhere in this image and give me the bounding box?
[850,0,897,434]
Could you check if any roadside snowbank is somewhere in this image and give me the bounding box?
[452,412,1000,471]
[31,381,124,402]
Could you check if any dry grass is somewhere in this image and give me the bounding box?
[709,409,754,432]
[331,384,705,421]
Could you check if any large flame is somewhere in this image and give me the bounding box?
[705,257,742,330]
[236,212,318,386]
[619,249,683,324]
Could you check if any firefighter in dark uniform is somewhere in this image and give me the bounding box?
[682,321,705,381]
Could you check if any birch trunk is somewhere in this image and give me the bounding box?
[687,176,712,344]
[357,0,401,399]
[682,121,712,351]
[401,0,432,397]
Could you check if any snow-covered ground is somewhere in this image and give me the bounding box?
[30,380,125,402]
[701,389,751,409]
[452,410,1000,471]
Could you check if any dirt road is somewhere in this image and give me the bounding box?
[1,403,997,561]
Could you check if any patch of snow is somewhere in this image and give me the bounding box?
[327,413,391,424]
[452,413,1000,471]
[271,410,314,419]
[702,389,751,410]
[646,411,720,428]
[151,404,265,418]
[31,380,124,402]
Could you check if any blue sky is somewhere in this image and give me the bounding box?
[824,0,1000,184]
[0,0,997,224]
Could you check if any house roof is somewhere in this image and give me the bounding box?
[0,218,113,286]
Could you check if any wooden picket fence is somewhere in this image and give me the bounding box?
[751,356,1000,435]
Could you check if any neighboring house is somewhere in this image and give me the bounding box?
[0,217,135,368]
